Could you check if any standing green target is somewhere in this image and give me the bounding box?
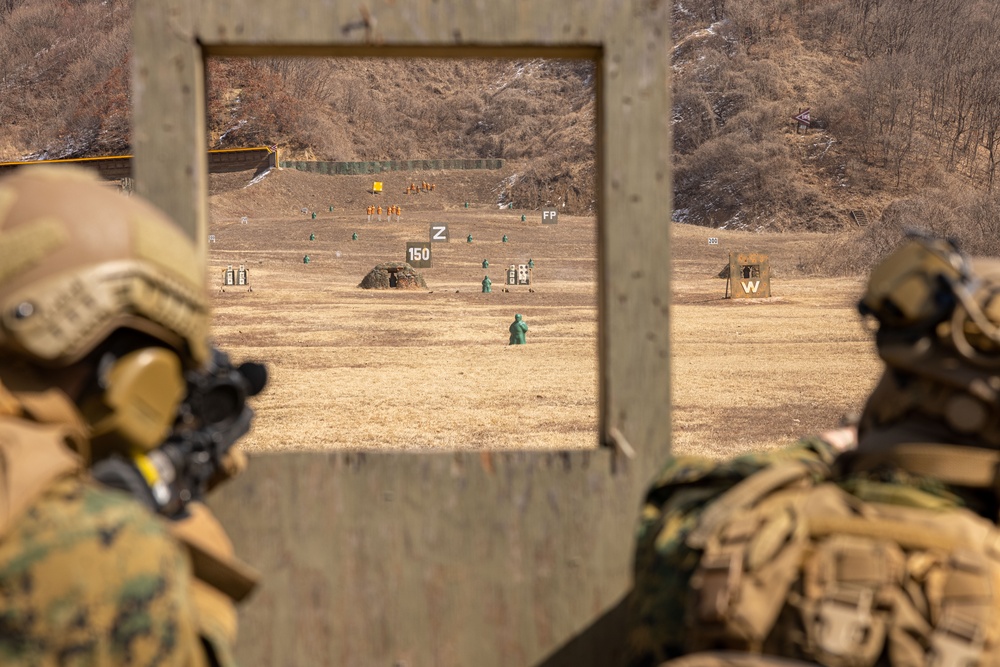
[508,314,528,345]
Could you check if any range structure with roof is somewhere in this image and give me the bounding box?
[0,146,277,181]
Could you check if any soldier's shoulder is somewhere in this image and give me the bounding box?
[0,473,187,595]
[30,474,170,537]
[629,436,844,665]
[0,476,204,665]
[646,436,837,502]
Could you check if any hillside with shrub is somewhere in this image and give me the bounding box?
[5,0,1000,269]
[0,1,595,213]
[672,0,1000,270]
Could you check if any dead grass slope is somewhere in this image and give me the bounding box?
[208,170,881,455]
[672,0,1000,271]
[208,164,531,221]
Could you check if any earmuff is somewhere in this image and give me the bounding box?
[80,347,186,456]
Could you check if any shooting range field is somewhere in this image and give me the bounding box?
[670,229,882,457]
[208,166,598,452]
[208,167,882,457]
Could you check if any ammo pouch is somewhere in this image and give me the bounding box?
[682,461,1000,667]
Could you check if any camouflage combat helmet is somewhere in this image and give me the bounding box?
[0,167,210,369]
[857,235,1000,448]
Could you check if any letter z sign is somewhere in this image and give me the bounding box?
[430,224,449,242]
[542,208,558,224]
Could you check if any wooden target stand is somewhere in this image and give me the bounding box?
[726,252,771,299]
[507,264,532,286]
[131,2,670,665]
[222,264,249,288]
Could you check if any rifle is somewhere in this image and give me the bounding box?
[92,347,267,518]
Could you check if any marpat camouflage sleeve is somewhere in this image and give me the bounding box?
[0,476,207,666]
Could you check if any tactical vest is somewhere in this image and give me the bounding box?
[0,381,84,540]
[677,454,1000,667]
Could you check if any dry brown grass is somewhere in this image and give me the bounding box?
[209,169,597,452]
[670,223,882,457]
[213,170,882,459]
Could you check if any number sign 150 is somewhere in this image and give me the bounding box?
[405,242,432,268]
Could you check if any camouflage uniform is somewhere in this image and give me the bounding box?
[627,436,838,666]
[0,389,206,666]
[626,236,1000,667]
[0,167,253,666]
[626,434,990,667]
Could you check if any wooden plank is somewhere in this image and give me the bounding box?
[193,0,603,49]
[133,1,672,664]
[210,449,637,665]
[132,0,208,256]
[728,252,772,299]
[599,0,672,458]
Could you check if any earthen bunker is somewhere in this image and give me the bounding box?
[358,262,427,290]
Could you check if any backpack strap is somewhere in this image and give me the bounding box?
[0,381,22,418]
[685,462,819,651]
[687,461,817,549]
[168,501,259,603]
[843,443,1000,490]
[808,515,969,552]
[925,549,996,667]
[0,419,82,539]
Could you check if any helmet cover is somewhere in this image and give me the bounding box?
[0,167,209,368]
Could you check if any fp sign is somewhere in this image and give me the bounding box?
[542,208,558,224]
[406,242,432,268]
[430,224,449,242]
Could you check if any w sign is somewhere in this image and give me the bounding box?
[727,251,771,299]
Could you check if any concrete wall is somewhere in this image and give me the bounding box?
[208,147,275,174]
